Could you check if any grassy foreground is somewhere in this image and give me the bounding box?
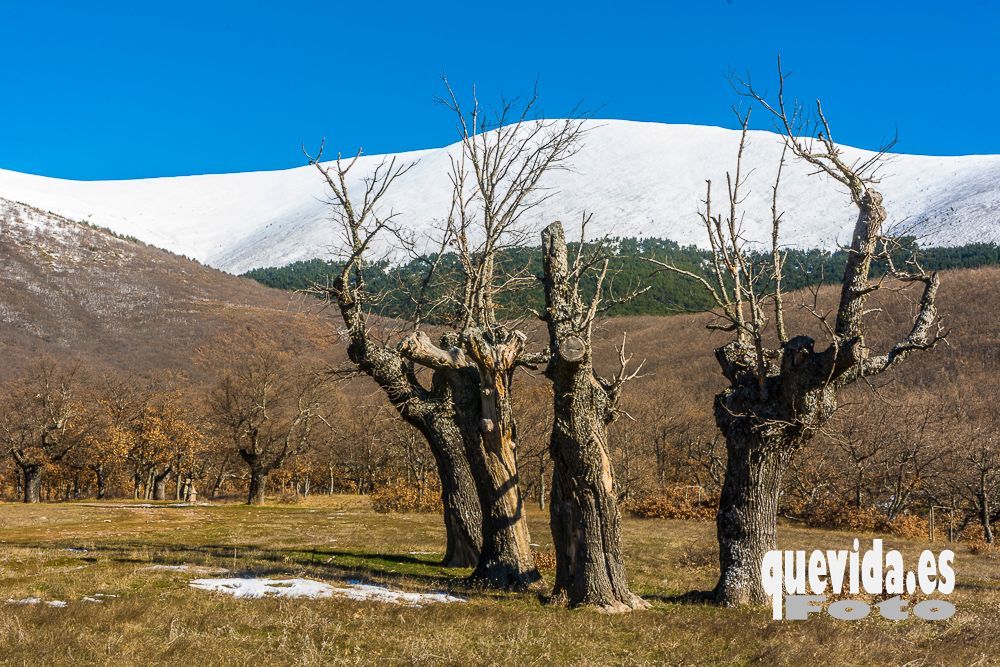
[0,496,997,666]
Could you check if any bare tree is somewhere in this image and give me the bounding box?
[649,62,946,605]
[208,342,329,505]
[953,400,999,543]
[393,84,585,589]
[0,361,82,503]
[540,219,649,611]
[305,141,484,568]
[309,82,585,589]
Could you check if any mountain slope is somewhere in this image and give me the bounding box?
[1,120,999,274]
[0,198,332,380]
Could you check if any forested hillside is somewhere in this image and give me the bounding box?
[244,237,1000,318]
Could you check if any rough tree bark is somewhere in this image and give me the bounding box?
[20,462,42,504]
[422,411,483,568]
[708,197,940,606]
[307,90,581,579]
[247,466,268,506]
[979,476,994,543]
[152,468,171,501]
[651,76,945,606]
[399,329,540,588]
[93,464,107,499]
[306,144,485,569]
[540,221,648,612]
[337,303,483,569]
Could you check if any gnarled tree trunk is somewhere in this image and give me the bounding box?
[247,467,268,505]
[462,332,539,589]
[541,221,647,611]
[152,468,171,501]
[336,295,484,569]
[422,409,482,567]
[401,329,540,589]
[93,464,107,499]
[709,338,834,606]
[21,463,42,504]
[979,478,994,544]
[713,426,792,605]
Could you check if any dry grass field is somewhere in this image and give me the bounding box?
[1,496,997,666]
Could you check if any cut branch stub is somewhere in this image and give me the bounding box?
[397,331,470,370]
[558,335,587,362]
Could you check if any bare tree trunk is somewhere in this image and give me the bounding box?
[211,455,230,499]
[338,324,484,569]
[541,221,646,611]
[713,408,794,606]
[447,336,540,590]
[980,478,994,544]
[247,468,268,505]
[21,463,42,504]
[152,469,171,501]
[94,465,107,499]
[423,413,482,568]
[538,460,546,511]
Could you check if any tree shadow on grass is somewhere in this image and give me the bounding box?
[642,589,718,606]
[8,539,518,600]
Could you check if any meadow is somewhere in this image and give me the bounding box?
[1,496,997,666]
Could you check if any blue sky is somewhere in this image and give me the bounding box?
[1,1,998,179]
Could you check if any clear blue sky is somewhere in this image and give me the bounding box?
[1,1,998,180]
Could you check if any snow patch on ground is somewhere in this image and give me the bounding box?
[6,597,67,607]
[189,577,465,606]
[189,577,335,599]
[331,581,465,606]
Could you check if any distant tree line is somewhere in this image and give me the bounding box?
[244,238,999,319]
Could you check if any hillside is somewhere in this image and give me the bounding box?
[2,196,996,389]
[0,198,332,380]
[1,121,999,274]
[244,238,1000,319]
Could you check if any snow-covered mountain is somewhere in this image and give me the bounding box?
[1,120,998,274]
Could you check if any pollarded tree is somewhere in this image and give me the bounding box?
[540,219,649,611]
[308,82,585,587]
[305,143,484,568]
[650,64,946,605]
[394,85,585,590]
[208,341,329,505]
[0,361,83,503]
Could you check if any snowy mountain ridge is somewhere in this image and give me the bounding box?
[1,120,998,274]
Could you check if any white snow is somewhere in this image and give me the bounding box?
[189,577,464,606]
[329,581,464,606]
[1,121,998,274]
[5,597,67,607]
[189,577,336,600]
